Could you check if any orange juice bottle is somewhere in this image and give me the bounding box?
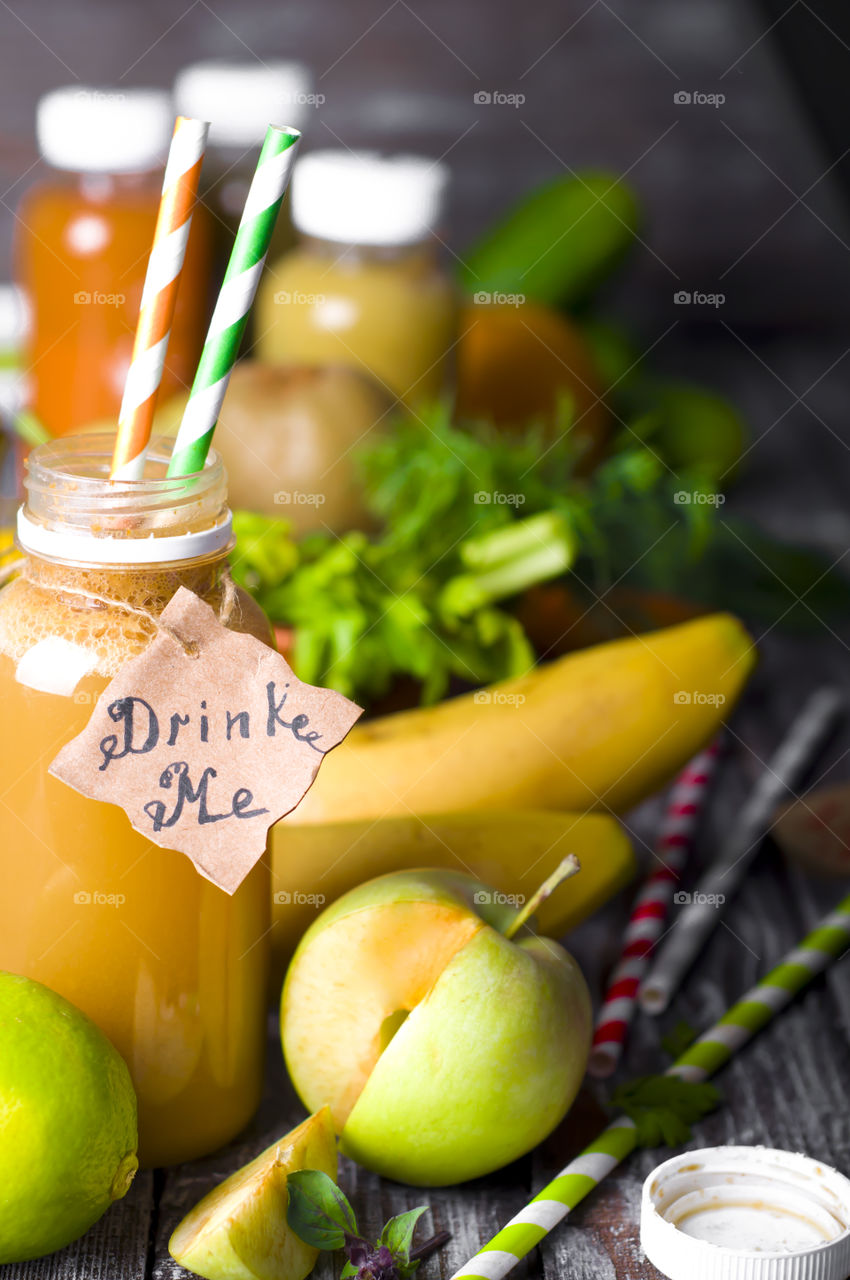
[16,88,212,437]
[256,151,457,407]
[0,434,271,1167]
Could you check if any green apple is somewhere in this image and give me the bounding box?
[281,869,591,1186]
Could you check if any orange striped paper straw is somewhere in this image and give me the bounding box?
[110,116,209,480]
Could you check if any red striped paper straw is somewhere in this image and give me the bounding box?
[587,738,721,1078]
[110,115,208,481]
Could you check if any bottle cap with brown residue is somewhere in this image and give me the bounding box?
[641,1146,850,1280]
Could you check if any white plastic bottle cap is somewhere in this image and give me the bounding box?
[173,60,314,145]
[641,1146,850,1280]
[291,150,448,246]
[0,285,29,350]
[0,284,29,415]
[36,86,173,173]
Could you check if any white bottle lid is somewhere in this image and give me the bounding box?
[0,284,29,415]
[36,86,173,174]
[0,285,28,350]
[173,59,314,145]
[291,150,448,246]
[641,1146,850,1280]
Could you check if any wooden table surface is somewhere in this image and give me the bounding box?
[6,614,849,1280]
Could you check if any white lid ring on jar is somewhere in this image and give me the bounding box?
[17,434,233,567]
[641,1146,850,1280]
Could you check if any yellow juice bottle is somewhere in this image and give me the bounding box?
[256,151,457,408]
[0,434,272,1167]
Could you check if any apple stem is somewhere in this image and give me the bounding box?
[502,854,581,940]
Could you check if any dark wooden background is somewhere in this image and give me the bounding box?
[1,1,849,1278]
[1,0,850,330]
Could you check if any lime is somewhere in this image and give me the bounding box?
[169,1106,337,1280]
[0,972,138,1263]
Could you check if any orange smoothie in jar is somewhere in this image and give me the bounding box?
[0,435,271,1167]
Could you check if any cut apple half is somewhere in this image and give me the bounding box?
[282,873,485,1128]
[281,870,592,1187]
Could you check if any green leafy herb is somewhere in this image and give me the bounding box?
[660,1020,698,1060]
[286,1170,445,1280]
[376,1207,431,1279]
[285,1169,357,1249]
[230,399,850,709]
[611,1073,721,1148]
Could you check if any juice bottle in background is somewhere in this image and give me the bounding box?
[0,434,271,1167]
[173,60,314,283]
[16,88,213,437]
[0,284,28,422]
[0,285,30,509]
[256,152,457,408]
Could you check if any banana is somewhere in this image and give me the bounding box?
[270,810,634,963]
[285,614,754,825]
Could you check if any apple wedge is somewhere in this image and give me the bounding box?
[168,1107,336,1280]
[282,871,592,1186]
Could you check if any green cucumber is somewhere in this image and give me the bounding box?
[460,173,641,308]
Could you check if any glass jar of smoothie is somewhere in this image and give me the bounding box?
[17,88,213,437]
[0,434,271,1167]
[256,152,457,408]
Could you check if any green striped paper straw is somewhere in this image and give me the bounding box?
[451,892,850,1280]
[166,124,301,478]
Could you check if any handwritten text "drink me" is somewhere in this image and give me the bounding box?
[97,681,323,831]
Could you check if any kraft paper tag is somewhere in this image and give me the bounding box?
[49,588,362,894]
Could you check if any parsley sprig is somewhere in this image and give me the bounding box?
[611,1073,721,1147]
[232,402,850,710]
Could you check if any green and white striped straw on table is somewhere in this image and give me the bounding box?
[452,892,850,1280]
[166,124,301,478]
